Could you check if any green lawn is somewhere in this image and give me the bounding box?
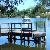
[0,43,46,50]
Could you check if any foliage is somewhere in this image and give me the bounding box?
[33,4,46,17]
[0,4,17,17]
[0,0,23,10]
[0,0,47,18]
[0,0,23,17]
[0,5,6,14]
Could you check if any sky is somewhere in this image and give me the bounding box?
[0,0,40,11]
[0,0,50,10]
[16,0,40,10]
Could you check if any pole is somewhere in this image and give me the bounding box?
[0,24,1,37]
[0,24,1,33]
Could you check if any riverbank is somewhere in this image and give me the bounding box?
[0,43,45,50]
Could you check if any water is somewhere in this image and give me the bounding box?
[0,18,46,48]
[46,19,50,50]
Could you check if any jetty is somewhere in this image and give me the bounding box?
[0,22,46,46]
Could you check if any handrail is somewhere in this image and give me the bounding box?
[0,23,32,33]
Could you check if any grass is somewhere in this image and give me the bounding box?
[0,43,46,50]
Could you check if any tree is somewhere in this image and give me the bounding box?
[0,6,6,14]
[0,0,46,18]
[31,4,46,17]
[0,0,23,17]
[0,5,6,17]
[0,0,23,10]
[0,4,18,17]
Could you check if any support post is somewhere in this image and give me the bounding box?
[28,35,29,46]
[14,34,16,44]
[14,23,15,30]
[24,36,25,46]
[9,23,12,43]
[21,33,22,45]
[36,21,37,31]
[0,25,1,35]
[44,21,46,32]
